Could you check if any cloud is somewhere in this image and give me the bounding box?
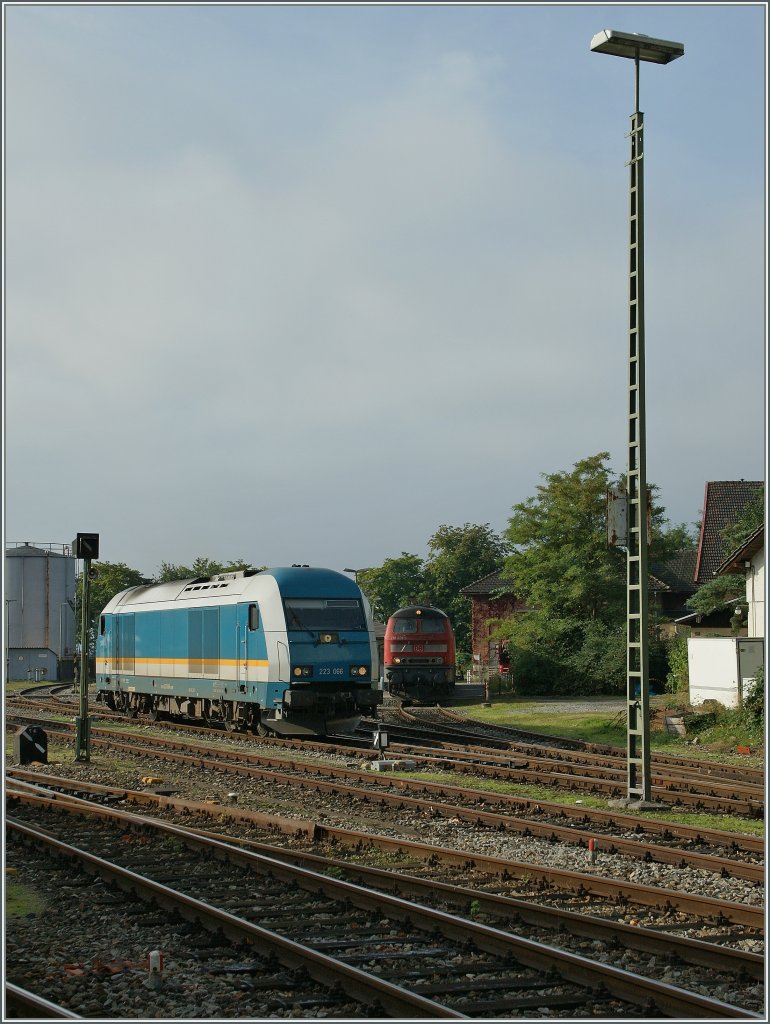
[5,10,764,572]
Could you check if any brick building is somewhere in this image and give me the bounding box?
[459,569,527,670]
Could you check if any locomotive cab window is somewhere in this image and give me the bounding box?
[100,615,106,636]
[420,615,446,633]
[393,618,417,634]
[248,604,259,631]
[284,598,366,631]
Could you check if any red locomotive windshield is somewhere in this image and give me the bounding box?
[418,615,446,634]
[392,618,417,634]
[392,615,446,635]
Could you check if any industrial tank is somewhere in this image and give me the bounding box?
[5,542,76,681]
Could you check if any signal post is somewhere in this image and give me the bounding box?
[73,532,99,762]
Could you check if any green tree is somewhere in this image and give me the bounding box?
[502,453,626,623]
[357,554,424,623]
[76,561,146,655]
[497,453,676,695]
[720,486,764,554]
[156,557,261,582]
[422,523,507,651]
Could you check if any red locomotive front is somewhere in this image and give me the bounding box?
[383,604,456,704]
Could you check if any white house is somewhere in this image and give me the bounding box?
[715,524,764,640]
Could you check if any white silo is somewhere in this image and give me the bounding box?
[5,542,77,682]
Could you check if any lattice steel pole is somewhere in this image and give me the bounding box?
[590,30,684,803]
[625,62,651,801]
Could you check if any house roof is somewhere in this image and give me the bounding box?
[715,524,765,576]
[460,569,515,596]
[462,550,699,601]
[694,481,763,583]
[649,548,698,595]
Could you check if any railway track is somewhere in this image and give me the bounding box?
[6,718,763,885]
[5,783,761,1018]
[7,770,764,934]
[363,709,765,816]
[9,691,763,816]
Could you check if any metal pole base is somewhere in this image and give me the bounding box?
[74,716,91,762]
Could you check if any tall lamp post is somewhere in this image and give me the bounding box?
[591,30,684,803]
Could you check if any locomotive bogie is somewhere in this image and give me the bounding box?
[95,567,382,736]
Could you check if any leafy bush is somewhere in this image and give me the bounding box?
[665,632,690,696]
[743,665,764,724]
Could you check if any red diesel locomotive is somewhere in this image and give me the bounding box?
[383,604,456,704]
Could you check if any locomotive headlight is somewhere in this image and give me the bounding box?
[393,657,401,664]
[358,666,368,676]
[349,665,368,677]
[293,666,312,677]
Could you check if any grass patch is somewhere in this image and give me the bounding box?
[452,700,628,745]
[394,769,610,809]
[387,769,763,838]
[450,697,764,762]
[6,881,46,918]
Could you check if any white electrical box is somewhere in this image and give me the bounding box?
[687,638,764,708]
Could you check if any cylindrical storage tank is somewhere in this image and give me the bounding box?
[5,543,77,681]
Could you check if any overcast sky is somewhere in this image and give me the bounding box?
[4,3,766,579]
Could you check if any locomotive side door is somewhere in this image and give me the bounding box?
[236,603,250,687]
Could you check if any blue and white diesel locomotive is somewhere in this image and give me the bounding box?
[95,566,382,736]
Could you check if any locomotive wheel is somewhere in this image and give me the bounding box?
[220,702,238,732]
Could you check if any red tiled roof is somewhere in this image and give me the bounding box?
[460,569,515,596]
[716,524,764,576]
[694,481,763,583]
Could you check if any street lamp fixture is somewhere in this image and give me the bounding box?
[591,29,683,805]
[590,30,683,64]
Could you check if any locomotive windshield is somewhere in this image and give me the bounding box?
[284,598,367,631]
[392,614,446,634]
[392,618,417,634]
[419,615,446,633]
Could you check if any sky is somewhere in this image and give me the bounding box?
[3,2,766,579]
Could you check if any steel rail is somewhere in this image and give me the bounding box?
[120,812,766,981]
[6,798,759,1018]
[9,706,764,801]
[46,715,763,816]
[6,775,763,928]
[6,818,466,1019]
[6,731,764,880]
[408,707,766,784]
[4,983,82,1019]
[55,730,766,879]
[387,740,766,798]
[6,733,765,860]
[12,694,764,786]
[373,725,764,811]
